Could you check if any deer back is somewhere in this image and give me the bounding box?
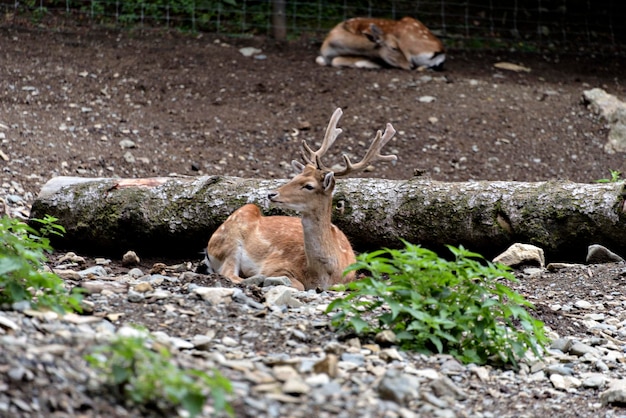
[392,17,445,69]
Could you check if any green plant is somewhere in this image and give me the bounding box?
[0,215,82,313]
[85,329,233,417]
[595,169,622,183]
[327,242,548,367]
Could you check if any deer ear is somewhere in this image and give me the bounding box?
[365,23,384,44]
[291,160,305,172]
[323,171,335,191]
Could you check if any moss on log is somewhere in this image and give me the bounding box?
[30,175,626,261]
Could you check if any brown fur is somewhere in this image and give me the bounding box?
[317,17,445,70]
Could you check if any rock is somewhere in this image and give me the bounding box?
[550,337,574,352]
[574,300,593,309]
[493,243,545,268]
[313,354,338,378]
[377,369,420,404]
[239,47,262,57]
[122,250,140,266]
[264,286,303,308]
[77,266,109,278]
[550,374,581,390]
[569,341,600,357]
[192,287,236,305]
[418,95,436,103]
[133,282,153,293]
[119,139,136,149]
[582,88,626,153]
[494,62,531,72]
[586,244,625,264]
[582,373,608,388]
[57,251,86,264]
[430,376,468,400]
[375,329,397,346]
[601,379,626,405]
[282,376,310,395]
[0,315,19,331]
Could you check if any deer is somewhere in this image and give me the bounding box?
[315,17,445,71]
[203,108,398,291]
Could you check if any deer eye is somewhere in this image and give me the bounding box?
[302,184,315,190]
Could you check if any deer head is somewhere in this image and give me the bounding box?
[268,108,397,213]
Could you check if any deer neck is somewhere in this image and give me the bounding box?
[300,199,337,280]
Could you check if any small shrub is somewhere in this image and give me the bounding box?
[85,330,233,417]
[0,215,82,313]
[327,242,548,367]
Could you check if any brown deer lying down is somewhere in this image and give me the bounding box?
[204,108,398,290]
[316,17,445,70]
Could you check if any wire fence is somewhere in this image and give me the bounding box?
[2,0,625,53]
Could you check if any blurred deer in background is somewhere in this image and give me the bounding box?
[204,108,397,290]
[316,17,445,70]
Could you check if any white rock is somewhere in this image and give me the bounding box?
[493,243,545,268]
[418,95,436,103]
[0,315,20,331]
[264,285,303,308]
[239,47,262,57]
[192,287,236,305]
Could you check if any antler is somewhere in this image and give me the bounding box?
[333,123,397,177]
[301,107,343,171]
[301,107,398,176]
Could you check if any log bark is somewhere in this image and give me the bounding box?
[30,175,626,261]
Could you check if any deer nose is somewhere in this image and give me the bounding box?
[268,192,278,201]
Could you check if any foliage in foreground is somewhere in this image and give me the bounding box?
[0,215,82,313]
[595,169,622,183]
[85,329,233,417]
[327,242,548,367]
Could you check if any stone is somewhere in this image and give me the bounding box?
[493,243,545,268]
[133,282,153,293]
[377,369,420,404]
[586,244,625,264]
[375,329,397,346]
[264,286,303,308]
[77,266,109,278]
[192,287,236,305]
[601,379,626,405]
[282,376,310,395]
[430,376,468,400]
[313,354,338,378]
[582,88,626,153]
[239,47,262,57]
[122,250,141,266]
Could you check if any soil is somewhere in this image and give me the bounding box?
[2,25,626,417]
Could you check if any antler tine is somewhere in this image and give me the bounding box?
[301,108,344,170]
[333,123,398,177]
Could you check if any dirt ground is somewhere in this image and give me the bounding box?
[1,25,626,417]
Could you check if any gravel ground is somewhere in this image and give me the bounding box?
[1,25,626,417]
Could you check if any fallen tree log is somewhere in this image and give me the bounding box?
[30,175,626,261]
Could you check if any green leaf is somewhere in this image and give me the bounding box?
[349,317,370,334]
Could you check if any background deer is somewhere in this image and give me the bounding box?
[316,17,445,70]
[204,108,397,290]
